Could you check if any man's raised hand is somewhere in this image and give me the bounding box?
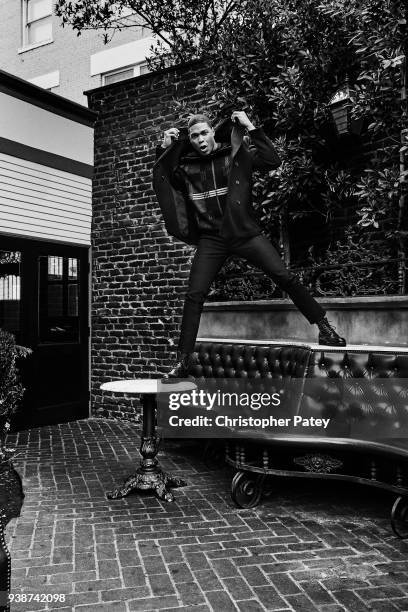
[162,127,180,148]
[231,111,256,131]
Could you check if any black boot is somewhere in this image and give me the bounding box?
[164,352,195,379]
[317,317,346,346]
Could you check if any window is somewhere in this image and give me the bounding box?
[39,255,80,343]
[102,62,150,86]
[23,0,52,48]
[90,37,155,80]
[0,251,21,338]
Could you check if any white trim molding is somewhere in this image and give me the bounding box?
[0,92,93,165]
[18,38,54,54]
[90,36,156,76]
[28,70,60,90]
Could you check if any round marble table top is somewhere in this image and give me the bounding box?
[100,378,197,394]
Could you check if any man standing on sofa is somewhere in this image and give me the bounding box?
[153,111,346,377]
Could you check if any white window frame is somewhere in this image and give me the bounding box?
[90,37,155,77]
[101,62,150,86]
[20,0,53,52]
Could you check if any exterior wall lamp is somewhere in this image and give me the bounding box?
[328,81,363,137]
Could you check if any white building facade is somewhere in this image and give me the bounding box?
[0,0,154,105]
[0,69,95,428]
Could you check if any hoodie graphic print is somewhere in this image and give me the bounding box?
[180,144,232,233]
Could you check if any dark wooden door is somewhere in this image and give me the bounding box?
[0,236,89,429]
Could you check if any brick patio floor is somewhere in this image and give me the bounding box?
[4,418,408,612]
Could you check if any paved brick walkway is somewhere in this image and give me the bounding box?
[4,419,408,611]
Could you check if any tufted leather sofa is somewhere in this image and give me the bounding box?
[191,341,311,380]
[302,347,408,444]
[187,339,408,532]
[190,339,408,443]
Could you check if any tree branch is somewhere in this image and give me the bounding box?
[199,0,212,46]
[206,0,237,49]
[127,2,175,49]
[216,0,238,30]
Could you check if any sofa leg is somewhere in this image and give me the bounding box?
[231,471,265,509]
[391,495,408,539]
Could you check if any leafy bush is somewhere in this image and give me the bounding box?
[196,0,406,297]
[0,329,31,446]
[299,228,399,297]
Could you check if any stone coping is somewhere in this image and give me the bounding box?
[197,337,408,352]
[203,295,408,310]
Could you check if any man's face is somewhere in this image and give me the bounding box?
[188,122,216,156]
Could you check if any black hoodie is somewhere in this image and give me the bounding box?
[177,143,232,234]
[152,119,281,245]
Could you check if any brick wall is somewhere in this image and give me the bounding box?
[87,61,207,421]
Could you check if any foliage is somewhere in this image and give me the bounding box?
[0,329,31,447]
[54,0,238,65]
[209,258,277,301]
[320,0,407,139]
[298,228,399,296]
[56,0,408,297]
[354,166,400,230]
[197,0,406,296]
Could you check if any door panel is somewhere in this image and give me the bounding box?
[38,255,80,343]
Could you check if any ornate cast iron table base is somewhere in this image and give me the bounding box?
[107,429,187,502]
[101,381,190,502]
[107,469,187,502]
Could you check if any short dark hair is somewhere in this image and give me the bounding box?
[187,114,213,130]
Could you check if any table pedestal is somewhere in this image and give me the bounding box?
[107,393,187,502]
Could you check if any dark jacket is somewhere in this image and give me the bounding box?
[152,119,281,245]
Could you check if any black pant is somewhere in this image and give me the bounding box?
[178,234,325,352]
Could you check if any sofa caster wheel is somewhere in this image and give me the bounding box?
[231,471,265,509]
[391,495,408,539]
